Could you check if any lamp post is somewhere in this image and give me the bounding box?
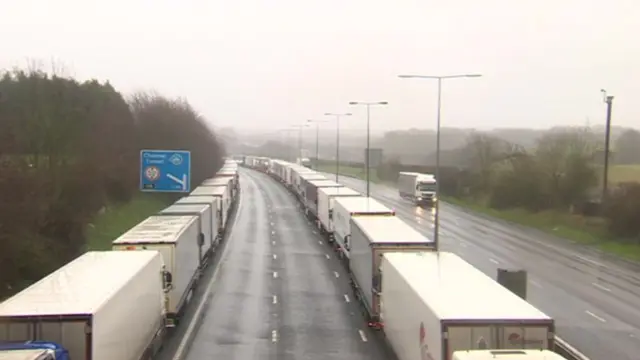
[307,119,329,170]
[348,101,388,197]
[398,73,481,250]
[600,89,615,204]
[324,112,352,182]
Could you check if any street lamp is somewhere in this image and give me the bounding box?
[324,112,352,182]
[290,124,309,163]
[398,73,481,250]
[348,101,389,197]
[307,119,329,170]
[600,89,615,204]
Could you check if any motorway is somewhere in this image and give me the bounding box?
[327,173,640,360]
[176,168,396,360]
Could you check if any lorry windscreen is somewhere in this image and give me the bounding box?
[417,183,436,191]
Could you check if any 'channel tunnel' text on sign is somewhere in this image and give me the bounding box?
[140,149,191,193]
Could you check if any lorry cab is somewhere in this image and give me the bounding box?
[398,172,437,206]
[416,174,437,203]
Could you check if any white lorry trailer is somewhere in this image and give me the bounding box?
[190,185,231,229]
[285,165,310,188]
[0,251,171,360]
[203,175,237,203]
[317,186,362,238]
[452,350,568,360]
[381,252,555,360]
[112,215,201,327]
[302,179,343,219]
[295,172,325,199]
[398,171,437,206]
[348,216,436,329]
[175,195,222,243]
[0,349,57,360]
[270,160,290,182]
[332,196,395,264]
[159,203,214,264]
[216,169,239,198]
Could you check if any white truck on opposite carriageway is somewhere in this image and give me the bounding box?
[348,216,436,329]
[0,251,171,360]
[381,252,555,360]
[398,171,437,206]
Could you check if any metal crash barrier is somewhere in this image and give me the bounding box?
[555,336,591,360]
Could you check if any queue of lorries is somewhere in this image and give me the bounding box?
[243,155,575,360]
[0,160,241,360]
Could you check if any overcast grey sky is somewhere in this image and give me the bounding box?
[1,0,638,133]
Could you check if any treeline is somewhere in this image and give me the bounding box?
[376,126,640,167]
[314,127,640,243]
[0,67,225,297]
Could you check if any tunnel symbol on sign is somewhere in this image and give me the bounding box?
[169,154,183,166]
[144,166,161,181]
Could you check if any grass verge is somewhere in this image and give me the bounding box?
[608,164,640,184]
[316,164,384,184]
[317,163,640,262]
[86,194,172,250]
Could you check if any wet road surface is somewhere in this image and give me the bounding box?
[179,168,395,360]
[326,172,640,360]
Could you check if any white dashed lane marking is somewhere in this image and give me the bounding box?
[358,330,368,342]
[585,310,606,322]
[592,282,611,292]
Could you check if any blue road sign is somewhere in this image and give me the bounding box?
[140,150,191,193]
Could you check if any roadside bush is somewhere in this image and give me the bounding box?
[0,66,224,298]
[604,182,640,241]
